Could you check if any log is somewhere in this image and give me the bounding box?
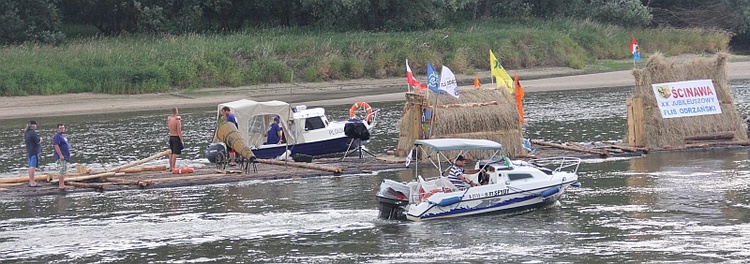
[687,141,750,148]
[108,150,171,172]
[0,174,51,184]
[118,165,168,174]
[255,158,344,173]
[151,174,225,183]
[435,101,499,109]
[603,142,649,153]
[50,172,123,183]
[531,140,608,156]
[66,181,108,190]
[684,133,735,141]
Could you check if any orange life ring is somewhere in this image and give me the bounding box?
[349,101,373,122]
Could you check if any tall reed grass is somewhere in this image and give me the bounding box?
[0,19,731,96]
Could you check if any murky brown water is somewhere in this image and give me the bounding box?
[1,80,749,263]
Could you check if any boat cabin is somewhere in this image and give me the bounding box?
[215,99,334,149]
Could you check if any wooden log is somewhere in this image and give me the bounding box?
[67,181,108,190]
[50,172,122,183]
[0,174,51,184]
[435,101,499,109]
[108,150,171,172]
[118,165,167,174]
[687,141,750,148]
[684,132,735,141]
[256,159,344,173]
[603,142,649,153]
[531,140,608,156]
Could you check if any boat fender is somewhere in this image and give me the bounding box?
[571,181,581,187]
[172,167,195,174]
[431,196,462,206]
[540,186,560,198]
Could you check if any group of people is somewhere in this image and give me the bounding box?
[24,121,70,190]
[24,106,285,188]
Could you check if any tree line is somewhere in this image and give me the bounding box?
[1,0,748,46]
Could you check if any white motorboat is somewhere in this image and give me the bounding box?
[206,99,377,161]
[376,138,581,221]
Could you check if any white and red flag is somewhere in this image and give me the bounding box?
[406,59,427,91]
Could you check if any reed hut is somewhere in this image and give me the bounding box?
[628,53,748,148]
[396,88,526,159]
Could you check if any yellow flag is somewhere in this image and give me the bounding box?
[489,50,514,93]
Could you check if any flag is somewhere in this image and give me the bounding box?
[514,72,525,125]
[489,50,514,94]
[439,65,459,98]
[406,59,426,91]
[474,76,480,88]
[630,37,641,61]
[426,62,441,94]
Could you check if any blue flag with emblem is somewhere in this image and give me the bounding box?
[426,62,442,94]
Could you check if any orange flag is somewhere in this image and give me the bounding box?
[473,76,480,88]
[514,73,525,125]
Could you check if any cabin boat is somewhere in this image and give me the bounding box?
[207,99,377,160]
[376,138,581,221]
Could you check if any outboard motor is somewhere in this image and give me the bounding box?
[376,179,410,220]
[205,143,227,163]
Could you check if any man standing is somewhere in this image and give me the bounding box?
[53,124,70,190]
[24,120,43,187]
[167,107,184,171]
[221,106,238,166]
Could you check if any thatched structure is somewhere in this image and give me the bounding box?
[396,88,526,158]
[628,53,748,148]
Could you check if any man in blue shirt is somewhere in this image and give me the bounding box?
[267,117,282,144]
[221,106,239,166]
[24,120,43,187]
[53,124,71,190]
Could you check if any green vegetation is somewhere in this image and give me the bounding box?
[0,19,732,96]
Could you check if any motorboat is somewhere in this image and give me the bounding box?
[206,99,377,161]
[376,138,581,221]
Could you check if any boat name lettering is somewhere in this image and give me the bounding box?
[466,188,509,199]
[329,128,344,135]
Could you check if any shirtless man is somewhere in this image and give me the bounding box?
[167,107,184,171]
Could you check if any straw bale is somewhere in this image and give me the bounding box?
[630,52,748,148]
[396,88,526,158]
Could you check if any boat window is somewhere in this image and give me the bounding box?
[305,117,326,130]
[247,115,266,135]
[508,173,533,181]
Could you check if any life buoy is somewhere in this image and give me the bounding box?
[349,101,373,123]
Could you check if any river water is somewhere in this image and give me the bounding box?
[1,81,749,263]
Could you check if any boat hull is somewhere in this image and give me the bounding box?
[251,136,364,159]
[404,181,576,221]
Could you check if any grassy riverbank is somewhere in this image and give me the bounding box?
[0,18,732,96]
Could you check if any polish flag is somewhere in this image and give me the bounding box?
[406,59,427,91]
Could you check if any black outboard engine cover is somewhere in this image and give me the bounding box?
[344,121,370,140]
[205,143,227,163]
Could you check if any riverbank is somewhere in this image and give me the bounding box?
[3,55,750,121]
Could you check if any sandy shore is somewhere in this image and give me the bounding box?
[4,59,750,120]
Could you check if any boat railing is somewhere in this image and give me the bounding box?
[529,157,582,174]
